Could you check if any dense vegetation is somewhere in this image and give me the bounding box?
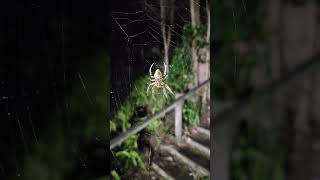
[110,24,207,179]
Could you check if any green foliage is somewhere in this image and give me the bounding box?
[116,101,134,132]
[110,78,158,175]
[110,24,204,177]
[154,122,172,144]
[111,170,121,180]
[182,101,200,127]
[110,120,117,132]
[112,134,145,171]
[110,76,168,175]
[116,150,146,169]
[167,24,199,92]
[130,78,151,107]
[192,25,210,51]
[147,119,163,131]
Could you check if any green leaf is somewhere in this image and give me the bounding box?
[111,170,121,180]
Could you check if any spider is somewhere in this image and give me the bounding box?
[147,62,174,99]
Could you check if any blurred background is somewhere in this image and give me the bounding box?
[213,0,320,180]
[0,3,108,180]
[2,0,320,180]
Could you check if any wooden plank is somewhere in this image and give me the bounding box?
[185,136,210,158]
[161,145,210,177]
[151,163,175,180]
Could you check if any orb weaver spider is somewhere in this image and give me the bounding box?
[147,62,174,99]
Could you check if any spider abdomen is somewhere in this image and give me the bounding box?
[155,79,164,87]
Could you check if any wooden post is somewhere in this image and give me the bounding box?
[175,93,183,144]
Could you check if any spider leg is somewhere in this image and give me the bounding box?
[165,84,174,95]
[147,82,155,96]
[163,74,168,80]
[151,85,156,99]
[163,87,169,99]
[149,63,155,77]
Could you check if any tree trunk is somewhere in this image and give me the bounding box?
[190,0,201,86]
[160,0,174,69]
[190,0,201,27]
[199,0,211,125]
[161,0,175,125]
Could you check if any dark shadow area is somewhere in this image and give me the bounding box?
[0,6,108,180]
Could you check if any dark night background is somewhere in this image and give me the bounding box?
[109,0,191,115]
[110,0,161,112]
[0,2,109,180]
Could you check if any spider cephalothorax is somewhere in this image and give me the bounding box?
[147,62,174,98]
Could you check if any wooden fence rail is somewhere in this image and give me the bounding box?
[110,79,210,150]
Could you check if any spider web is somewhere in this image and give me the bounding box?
[109,0,210,177]
[110,0,209,116]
